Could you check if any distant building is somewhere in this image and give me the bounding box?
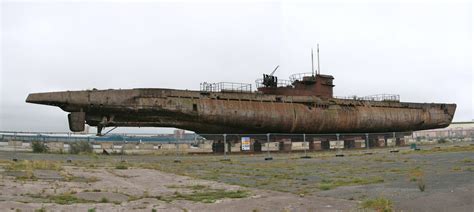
[413,122,474,138]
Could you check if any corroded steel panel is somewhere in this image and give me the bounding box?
[26,87,456,135]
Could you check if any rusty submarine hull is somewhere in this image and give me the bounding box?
[26,72,456,136]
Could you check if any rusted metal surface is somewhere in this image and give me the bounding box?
[26,82,456,135]
[257,74,334,98]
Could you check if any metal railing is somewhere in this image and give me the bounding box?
[289,72,315,82]
[200,82,253,93]
[255,78,293,88]
[335,94,400,102]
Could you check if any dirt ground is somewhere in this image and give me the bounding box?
[0,142,473,212]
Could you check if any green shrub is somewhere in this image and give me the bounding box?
[437,138,448,144]
[32,141,49,153]
[69,141,93,154]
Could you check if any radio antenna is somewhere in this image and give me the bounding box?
[317,44,320,75]
[311,48,314,76]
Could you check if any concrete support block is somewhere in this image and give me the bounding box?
[123,143,137,150]
[291,142,308,150]
[46,142,64,152]
[261,142,279,151]
[376,139,385,147]
[386,138,396,147]
[177,144,189,150]
[396,138,406,146]
[199,143,213,150]
[100,142,113,150]
[310,140,322,151]
[278,139,292,152]
[8,141,22,147]
[354,140,365,148]
[343,140,355,149]
[329,140,344,149]
[161,144,178,150]
[139,143,155,150]
[231,143,241,152]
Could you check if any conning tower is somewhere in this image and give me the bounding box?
[257,73,334,98]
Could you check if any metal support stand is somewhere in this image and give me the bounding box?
[221,134,230,161]
[301,133,311,159]
[364,133,372,155]
[174,135,181,163]
[121,134,126,162]
[335,133,344,157]
[265,133,273,160]
[12,132,18,162]
[390,132,399,153]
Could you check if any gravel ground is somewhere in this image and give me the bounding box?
[0,142,472,211]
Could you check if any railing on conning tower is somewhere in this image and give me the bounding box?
[335,94,400,102]
[255,79,293,88]
[200,82,253,93]
[289,72,315,82]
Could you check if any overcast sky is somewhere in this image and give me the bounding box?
[1,0,472,134]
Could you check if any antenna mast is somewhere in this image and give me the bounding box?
[311,48,314,76]
[317,44,320,75]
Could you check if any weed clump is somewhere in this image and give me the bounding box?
[417,178,426,192]
[360,197,393,212]
[48,194,88,205]
[69,141,93,154]
[115,163,128,170]
[6,160,62,172]
[32,141,49,153]
[100,197,109,203]
[437,138,448,144]
[170,189,248,203]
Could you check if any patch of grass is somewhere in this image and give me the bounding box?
[5,160,62,171]
[115,163,128,170]
[35,207,46,212]
[373,157,396,163]
[360,197,393,212]
[88,208,96,212]
[100,197,109,203]
[318,176,384,190]
[461,158,473,163]
[452,166,462,171]
[48,194,90,205]
[408,168,424,180]
[319,183,332,191]
[170,189,248,203]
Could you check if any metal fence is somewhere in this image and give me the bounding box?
[1,129,472,147]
